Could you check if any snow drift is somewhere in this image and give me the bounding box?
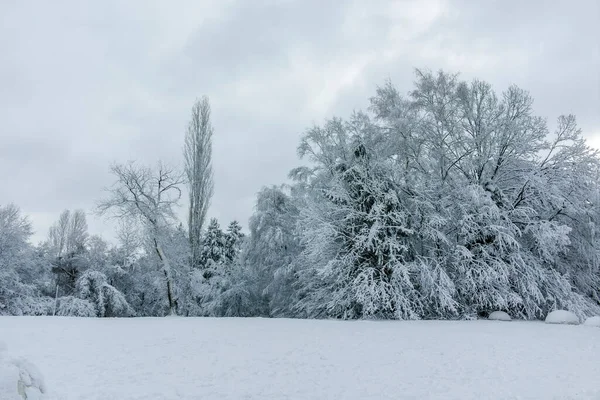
[0,341,46,400]
[584,316,600,327]
[488,311,511,321]
[544,310,580,325]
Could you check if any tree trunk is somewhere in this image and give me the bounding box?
[53,283,59,316]
[154,238,177,316]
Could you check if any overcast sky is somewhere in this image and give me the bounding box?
[1,0,599,244]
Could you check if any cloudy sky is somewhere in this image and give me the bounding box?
[1,0,599,243]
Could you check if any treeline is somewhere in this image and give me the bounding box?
[1,69,599,320]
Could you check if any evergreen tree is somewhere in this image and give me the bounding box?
[224,220,244,264]
[199,218,226,276]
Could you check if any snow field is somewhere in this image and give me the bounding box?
[1,316,599,400]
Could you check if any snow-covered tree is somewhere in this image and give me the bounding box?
[184,96,215,270]
[198,218,227,275]
[185,218,225,315]
[0,204,45,316]
[46,209,89,296]
[369,69,600,318]
[292,118,424,319]
[224,220,244,264]
[47,209,88,259]
[194,220,250,316]
[244,185,303,316]
[278,68,600,320]
[2,67,597,322]
[85,235,109,271]
[201,187,303,317]
[109,220,142,272]
[97,161,185,316]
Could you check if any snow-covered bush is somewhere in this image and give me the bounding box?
[0,284,49,317]
[13,296,54,316]
[76,270,135,317]
[545,310,580,325]
[186,267,224,316]
[203,269,260,317]
[55,296,97,317]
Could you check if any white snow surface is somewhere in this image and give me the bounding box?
[1,317,600,400]
[545,310,580,325]
[584,316,600,327]
[0,362,22,400]
[488,311,511,321]
[0,340,47,400]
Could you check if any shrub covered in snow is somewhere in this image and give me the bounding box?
[488,311,511,321]
[55,296,97,317]
[3,296,54,317]
[583,316,600,327]
[76,270,135,317]
[544,310,580,325]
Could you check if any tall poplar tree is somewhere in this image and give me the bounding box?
[184,96,214,269]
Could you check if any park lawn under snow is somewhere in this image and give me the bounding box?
[1,317,599,400]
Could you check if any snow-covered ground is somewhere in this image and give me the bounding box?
[0,317,599,400]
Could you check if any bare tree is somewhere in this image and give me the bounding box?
[97,161,184,316]
[48,210,70,258]
[116,220,141,270]
[47,209,89,302]
[184,96,214,269]
[48,209,88,259]
[67,210,88,253]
